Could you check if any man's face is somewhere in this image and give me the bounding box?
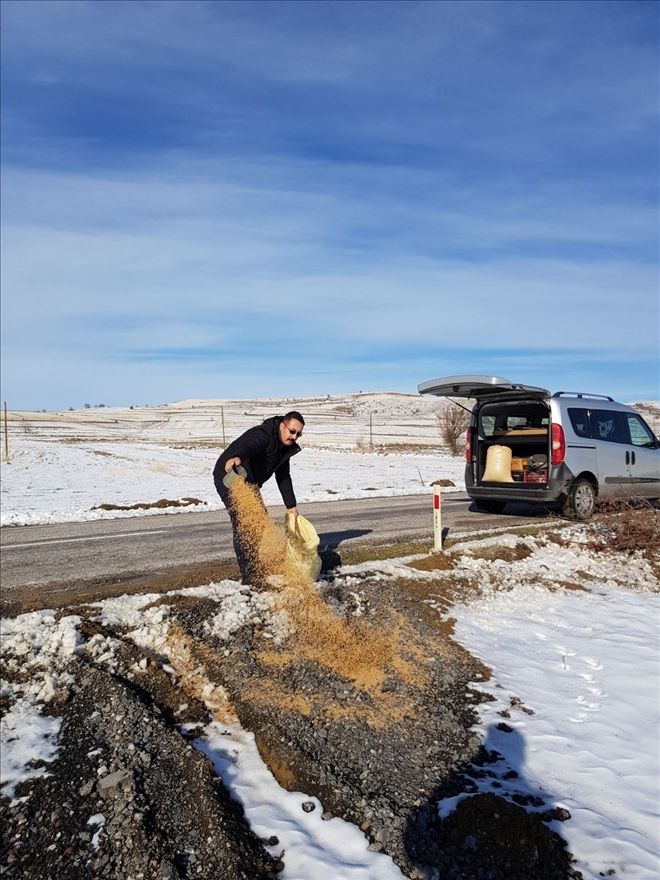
[279,418,304,445]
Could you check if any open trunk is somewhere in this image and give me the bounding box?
[475,396,551,487]
[418,375,553,492]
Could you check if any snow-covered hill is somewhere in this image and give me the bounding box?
[0,393,465,526]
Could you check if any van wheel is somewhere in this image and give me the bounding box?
[474,500,507,514]
[562,479,596,520]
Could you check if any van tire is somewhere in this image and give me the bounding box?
[474,500,507,514]
[562,479,596,520]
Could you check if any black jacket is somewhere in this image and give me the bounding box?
[213,416,300,509]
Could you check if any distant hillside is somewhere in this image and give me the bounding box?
[3,392,657,447]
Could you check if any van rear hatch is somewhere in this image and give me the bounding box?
[418,375,549,400]
[419,375,556,496]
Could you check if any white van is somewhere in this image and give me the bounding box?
[419,375,659,519]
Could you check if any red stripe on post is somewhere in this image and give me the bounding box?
[434,494,440,509]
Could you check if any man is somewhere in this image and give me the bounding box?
[213,411,304,585]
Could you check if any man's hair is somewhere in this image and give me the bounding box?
[283,410,305,426]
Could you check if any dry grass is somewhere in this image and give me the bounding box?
[340,540,433,565]
[586,499,659,560]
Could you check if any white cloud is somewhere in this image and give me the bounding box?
[2,162,656,354]
[1,1,657,407]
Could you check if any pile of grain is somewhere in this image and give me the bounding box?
[228,478,426,700]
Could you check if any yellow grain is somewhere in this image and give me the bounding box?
[228,476,432,718]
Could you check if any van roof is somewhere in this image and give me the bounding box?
[552,391,614,402]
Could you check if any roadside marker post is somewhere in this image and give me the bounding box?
[432,481,443,552]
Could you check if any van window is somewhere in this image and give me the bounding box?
[481,415,495,437]
[568,408,592,439]
[625,414,656,448]
[590,409,627,444]
[479,401,549,438]
[493,414,547,432]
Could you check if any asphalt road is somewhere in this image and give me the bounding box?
[1,494,553,595]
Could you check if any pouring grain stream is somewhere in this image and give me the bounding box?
[227,478,428,699]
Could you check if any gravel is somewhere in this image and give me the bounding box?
[1,569,583,879]
[1,662,277,879]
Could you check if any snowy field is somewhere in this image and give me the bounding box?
[3,393,657,528]
[2,528,658,879]
[1,392,658,878]
[0,392,465,526]
[0,440,465,527]
[444,577,659,879]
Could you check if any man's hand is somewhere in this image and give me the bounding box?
[287,506,299,517]
[224,457,242,473]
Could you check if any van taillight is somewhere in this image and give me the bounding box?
[551,423,566,465]
[466,426,473,463]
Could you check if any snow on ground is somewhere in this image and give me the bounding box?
[0,611,83,801]
[441,583,660,880]
[3,391,655,527]
[2,393,658,875]
[0,439,463,526]
[195,723,407,880]
[1,529,658,877]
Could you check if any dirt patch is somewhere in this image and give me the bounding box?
[92,497,205,511]
[406,553,455,572]
[340,539,433,566]
[551,581,590,593]
[465,542,534,563]
[388,575,481,635]
[445,524,565,549]
[0,560,240,618]
[255,738,299,790]
[1,534,591,879]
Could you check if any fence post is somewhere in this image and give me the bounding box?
[369,413,373,450]
[432,481,443,551]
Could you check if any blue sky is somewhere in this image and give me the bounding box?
[1,0,658,410]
